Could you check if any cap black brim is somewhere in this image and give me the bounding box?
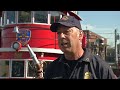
[50,22,74,32]
[50,23,60,32]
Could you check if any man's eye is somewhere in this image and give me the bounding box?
[64,31,68,34]
[64,30,70,34]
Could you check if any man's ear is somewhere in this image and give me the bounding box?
[79,31,84,40]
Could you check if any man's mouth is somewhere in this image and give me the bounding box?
[61,43,68,47]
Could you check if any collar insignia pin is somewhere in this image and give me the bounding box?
[84,72,91,79]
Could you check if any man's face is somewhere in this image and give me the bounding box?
[57,25,83,53]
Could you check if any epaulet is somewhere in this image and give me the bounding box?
[82,51,93,63]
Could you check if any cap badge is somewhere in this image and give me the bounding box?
[61,16,68,20]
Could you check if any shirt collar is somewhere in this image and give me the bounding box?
[58,48,92,63]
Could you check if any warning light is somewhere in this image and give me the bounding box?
[11,41,22,52]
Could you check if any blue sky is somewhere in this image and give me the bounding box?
[78,11,120,47]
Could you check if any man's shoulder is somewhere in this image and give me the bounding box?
[91,54,110,68]
[84,48,102,63]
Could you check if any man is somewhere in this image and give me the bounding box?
[43,15,117,79]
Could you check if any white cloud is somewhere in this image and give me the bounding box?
[81,24,115,33]
[81,24,95,30]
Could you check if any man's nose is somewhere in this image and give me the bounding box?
[59,33,66,38]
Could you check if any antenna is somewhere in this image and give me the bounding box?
[86,26,87,30]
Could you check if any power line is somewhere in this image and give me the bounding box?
[97,33,120,34]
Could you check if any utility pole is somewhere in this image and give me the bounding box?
[115,29,118,69]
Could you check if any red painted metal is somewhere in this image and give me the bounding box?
[2,24,59,48]
[1,24,60,60]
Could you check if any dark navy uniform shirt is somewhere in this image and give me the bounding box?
[44,49,117,79]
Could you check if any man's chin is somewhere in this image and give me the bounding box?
[61,48,71,53]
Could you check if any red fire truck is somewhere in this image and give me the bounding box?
[0,11,84,79]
